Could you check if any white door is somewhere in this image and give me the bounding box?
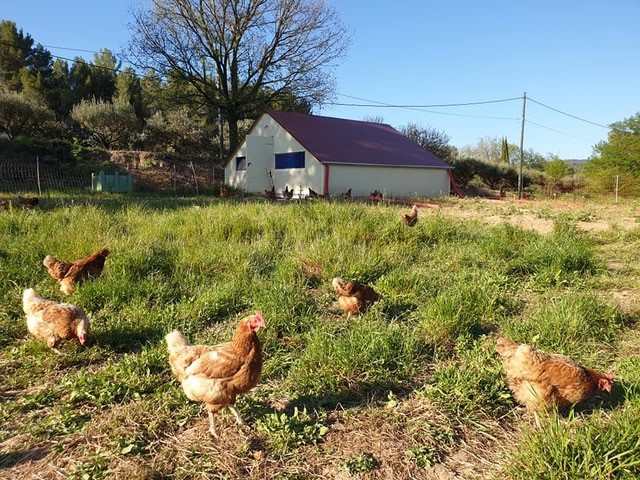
[246,135,274,193]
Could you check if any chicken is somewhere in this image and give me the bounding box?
[331,277,380,318]
[265,186,276,200]
[0,199,11,210]
[341,188,352,199]
[495,337,613,415]
[219,185,228,198]
[16,196,38,209]
[165,312,266,437]
[369,190,383,202]
[43,248,110,295]
[402,205,419,227]
[308,188,328,199]
[22,288,89,351]
[282,185,294,200]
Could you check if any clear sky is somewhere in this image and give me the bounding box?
[3,0,639,159]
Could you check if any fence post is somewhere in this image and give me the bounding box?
[189,161,199,195]
[173,164,177,191]
[36,156,42,196]
[615,175,619,203]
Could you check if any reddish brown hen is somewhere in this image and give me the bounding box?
[23,288,89,351]
[43,248,110,295]
[331,277,380,318]
[402,205,419,227]
[165,312,266,437]
[495,337,613,413]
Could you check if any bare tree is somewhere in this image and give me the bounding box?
[127,0,351,152]
[400,122,457,162]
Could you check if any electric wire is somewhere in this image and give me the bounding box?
[528,97,610,129]
[525,119,596,142]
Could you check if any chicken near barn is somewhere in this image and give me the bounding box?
[264,186,276,200]
[341,188,352,199]
[282,185,294,200]
[402,205,419,227]
[308,188,328,199]
[165,312,266,437]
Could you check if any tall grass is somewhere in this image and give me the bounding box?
[0,196,637,478]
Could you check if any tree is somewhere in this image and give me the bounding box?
[584,112,640,195]
[128,0,351,153]
[459,136,503,162]
[144,108,214,154]
[0,90,54,138]
[114,67,143,117]
[0,20,33,92]
[544,157,572,181]
[500,137,510,163]
[400,122,457,162]
[71,99,140,149]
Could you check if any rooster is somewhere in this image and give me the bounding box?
[166,312,266,437]
[402,205,419,227]
[22,288,89,352]
[16,196,38,209]
[43,248,110,295]
[331,277,380,319]
[495,337,613,420]
[341,188,352,199]
[282,186,294,200]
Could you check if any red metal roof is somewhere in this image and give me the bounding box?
[266,109,453,169]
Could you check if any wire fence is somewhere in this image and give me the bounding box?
[0,158,89,194]
[0,157,226,196]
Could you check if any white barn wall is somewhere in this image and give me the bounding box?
[328,164,450,198]
[225,113,325,195]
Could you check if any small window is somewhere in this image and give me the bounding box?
[235,156,246,171]
[275,151,305,169]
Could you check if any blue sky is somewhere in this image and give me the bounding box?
[3,0,639,159]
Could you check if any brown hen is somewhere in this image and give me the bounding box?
[23,288,89,351]
[495,337,613,414]
[166,312,266,437]
[331,277,380,318]
[402,205,419,227]
[43,248,110,295]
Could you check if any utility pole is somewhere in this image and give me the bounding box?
[518,92,527,199]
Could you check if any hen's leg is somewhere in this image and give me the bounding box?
[228,405,247,426]
[208,411,218,437]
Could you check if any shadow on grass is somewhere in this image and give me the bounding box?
[90,324,166,353]
[0,447,49,469]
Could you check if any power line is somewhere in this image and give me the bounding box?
[335,93,522,108]
[527,97,610,129]
[526,119,596,142]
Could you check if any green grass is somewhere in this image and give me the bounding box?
[0,195,638,478]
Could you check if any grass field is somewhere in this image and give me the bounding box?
[0,194,639,479]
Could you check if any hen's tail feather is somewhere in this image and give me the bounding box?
[495,337,518,358]
[165,330,190,354]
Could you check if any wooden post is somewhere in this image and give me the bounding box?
[36,156,42,196]
[190,161,199,195]
[615,175,619,203]
[518,92,527,200]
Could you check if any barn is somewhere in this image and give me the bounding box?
[224,110,453,198]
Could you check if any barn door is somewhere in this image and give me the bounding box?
[246,135,274,193]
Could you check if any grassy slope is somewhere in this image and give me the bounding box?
[0,196,638,479]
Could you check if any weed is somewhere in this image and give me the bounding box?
[256,406,329,455]
[342,452,380,474]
